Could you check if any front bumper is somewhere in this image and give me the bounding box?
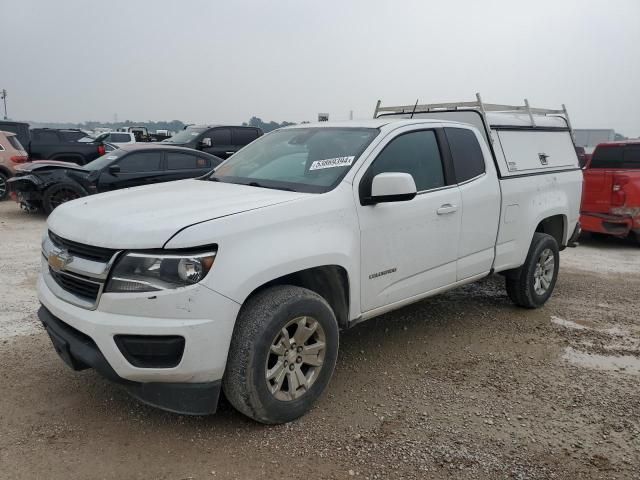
[38,266,241,414]
[39,306,221,415]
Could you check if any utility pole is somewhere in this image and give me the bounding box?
[0,89,7,120]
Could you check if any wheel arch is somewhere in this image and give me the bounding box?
[243,265,350,329]
[534,214,568,249]
[0,165,12,178]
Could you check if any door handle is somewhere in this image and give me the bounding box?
[436,204,458,215]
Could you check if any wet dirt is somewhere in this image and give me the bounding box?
[1,201,639,479]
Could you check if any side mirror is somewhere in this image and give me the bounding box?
[200,137,212,148]
[364,172,417,205]
[108,164,121,175]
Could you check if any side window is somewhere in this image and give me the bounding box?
[363,130,444,196]
[210,129,231,145]
[8,136,25,151]
[117,152,161,173]
[232,128,259,146]
[34,130,60,143]
[0,143,4,151]
[166,152,210,170]
[444,127,486,182]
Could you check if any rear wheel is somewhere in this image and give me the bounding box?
[0,172,8,200]
[223,285,339,424]
[42,182,87,214]
[505,233,559,308]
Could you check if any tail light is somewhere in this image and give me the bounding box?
[97,145,106,156]
[611,176,629,207]
[10,155,28,164]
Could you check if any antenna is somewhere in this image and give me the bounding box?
[409,99,419,119]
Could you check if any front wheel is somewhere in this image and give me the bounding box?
[223,285,339,424]
[505,233,560,308]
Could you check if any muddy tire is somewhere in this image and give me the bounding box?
[0,172,8,200]
[42,182,87,214]
[505,233,559,309]
[223,285,339,424]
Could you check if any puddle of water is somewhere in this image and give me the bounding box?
[563,347,640,375]
[551,316,588,330]
[550,316,631,337]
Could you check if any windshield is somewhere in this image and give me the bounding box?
[83,150,125,171]
[162,127,206,144]
[211,127,379,193]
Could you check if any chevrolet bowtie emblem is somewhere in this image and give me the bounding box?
[48,250,72,271]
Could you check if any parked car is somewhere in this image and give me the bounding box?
[94,131,136,145]
[8,144,222,214]
[0,131,29,200]
[581,141,640,243]
[36,99,581,423]
[0,121,30,149]
[27,128,109,165]
[162,124,263,159]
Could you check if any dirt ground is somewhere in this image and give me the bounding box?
[1,200,639,480]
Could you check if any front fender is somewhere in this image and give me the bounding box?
[165,187,362,318]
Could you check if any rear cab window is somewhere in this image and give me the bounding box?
[444,127,486,182]
[591,145,640,169]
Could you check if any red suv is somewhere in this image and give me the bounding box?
[581,141,640,243]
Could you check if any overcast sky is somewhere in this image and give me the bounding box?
[2,0,639,135]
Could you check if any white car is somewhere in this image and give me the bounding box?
[102,132,136,145]
[38,97,582,423]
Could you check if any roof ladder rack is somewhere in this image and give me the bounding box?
[374,93,574,140]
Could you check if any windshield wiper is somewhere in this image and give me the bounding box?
[246,181,295,192]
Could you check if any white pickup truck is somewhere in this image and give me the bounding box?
[38,97,582,423]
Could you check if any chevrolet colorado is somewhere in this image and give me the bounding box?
[37,97,582,423]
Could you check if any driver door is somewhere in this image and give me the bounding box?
[356,127,461,312]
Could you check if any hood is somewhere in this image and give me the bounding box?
[18,160,87,173]
[47,179,308,249]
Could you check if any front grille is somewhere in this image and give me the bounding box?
[49,230,117,263]
[49,268,101,302]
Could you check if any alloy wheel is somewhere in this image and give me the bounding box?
[265,316,326,401]
[533,248,555,295]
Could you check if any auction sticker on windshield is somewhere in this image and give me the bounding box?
[309,156,355,170]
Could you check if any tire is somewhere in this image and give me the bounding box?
[0,172,8,200]
[505,233,560,309]
[223,285,339,424]
[42,182,87,214]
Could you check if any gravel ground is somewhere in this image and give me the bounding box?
[0,200,639,480]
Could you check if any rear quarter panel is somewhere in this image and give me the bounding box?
[494,169,583,272]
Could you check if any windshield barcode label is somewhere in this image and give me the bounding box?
[309,156,355,170]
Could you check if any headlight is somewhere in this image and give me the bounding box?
[105,249,217,293]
